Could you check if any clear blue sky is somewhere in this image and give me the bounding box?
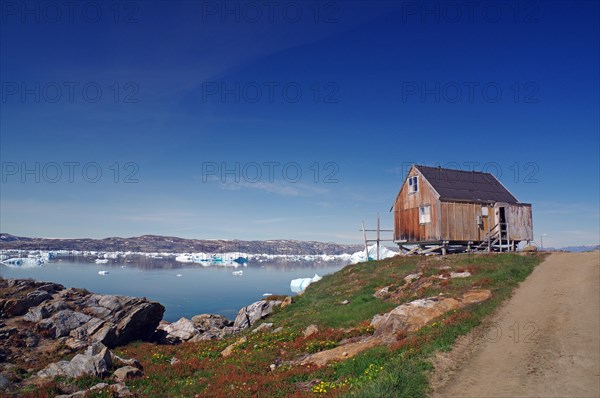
[1,1,598,248]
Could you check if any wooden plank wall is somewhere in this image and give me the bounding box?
[506,204,533,241]
[439,202,495,241]
[394,169,441,242]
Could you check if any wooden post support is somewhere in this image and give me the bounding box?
[376,213,380,261]
[362,221,369,261]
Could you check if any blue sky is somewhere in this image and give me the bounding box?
[1,0,598,248]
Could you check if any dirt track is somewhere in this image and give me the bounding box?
[430,252,600,398]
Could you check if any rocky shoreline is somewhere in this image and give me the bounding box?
[0,278,291,395]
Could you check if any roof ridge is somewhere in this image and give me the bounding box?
[414,164,495,176]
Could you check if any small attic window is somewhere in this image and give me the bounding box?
[408,176,418,193]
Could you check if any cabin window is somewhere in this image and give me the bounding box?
[408,176,418,193]
[419,205,431,224]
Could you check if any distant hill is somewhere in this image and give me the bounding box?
[0,233,363,255]
[543,245,600,253]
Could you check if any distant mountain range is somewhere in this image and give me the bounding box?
[542,245,600,253]
[0,234,364,255]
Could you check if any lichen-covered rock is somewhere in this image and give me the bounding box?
[372,290,492,337]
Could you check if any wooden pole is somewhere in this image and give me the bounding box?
[362,221,369,261]
[376,213,380,261]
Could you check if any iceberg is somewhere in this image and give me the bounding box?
[349,244,399,264]
[290,274,322,293]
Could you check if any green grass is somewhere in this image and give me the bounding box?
[17,253,544,398]
[271,257,421,329]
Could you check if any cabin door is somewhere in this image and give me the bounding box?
[498,206,507,240]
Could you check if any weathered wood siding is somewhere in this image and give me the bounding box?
[505,203,533,241]
[439,202,496,241]
[394,169,441,242]
[393,166,531,244]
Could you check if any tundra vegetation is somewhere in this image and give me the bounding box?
[9,253,543,398]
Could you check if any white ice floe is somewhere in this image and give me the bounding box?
[290,274,322,293]
[1,257,44,267]
[349,244,399,264]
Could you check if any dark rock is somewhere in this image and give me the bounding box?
[191,314,232,331]
[113,301,164,346]
[0,374,11,391]
[36,310,92,338]
[189,331,218,342]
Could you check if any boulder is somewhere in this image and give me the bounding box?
[404,273,422,284]
[113,366,142,381]
[191,314,232,331]
[303,324,319,338]
[56,382,131,398]
[37,342,139,380]
[233,300,282,330]
[221,336,247,358]
[252,323,273,334]
[280,296,292,308]
[163,317,199,342]
[37,351,109,379]
[113,302,164,346]
[372,290,492,337]
[189,331,218,342]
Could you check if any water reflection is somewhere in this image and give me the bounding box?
[0,256,349,322]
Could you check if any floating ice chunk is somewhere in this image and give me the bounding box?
[350,244,399,264]
[290,274,323,293]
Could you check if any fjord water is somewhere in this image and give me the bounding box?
[0,257,348,322]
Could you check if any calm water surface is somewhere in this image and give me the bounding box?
[0,256,348,322]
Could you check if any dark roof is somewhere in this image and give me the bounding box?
[415,165,518,203]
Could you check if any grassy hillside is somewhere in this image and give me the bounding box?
[25,253,543,398]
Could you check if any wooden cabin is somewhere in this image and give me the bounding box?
[392,165,533,254]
